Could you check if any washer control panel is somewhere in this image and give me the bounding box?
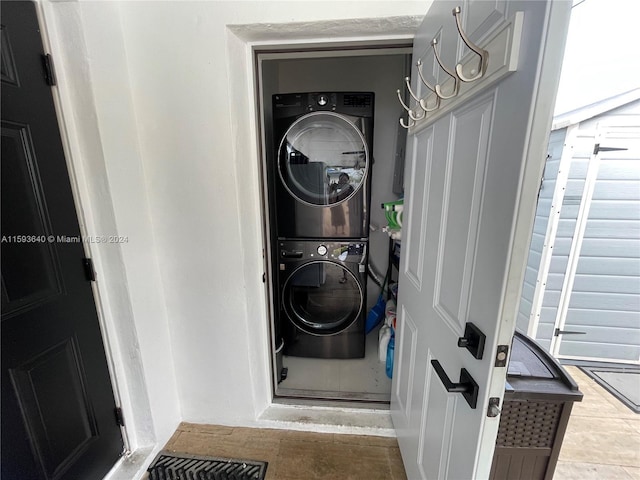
[280,241,366,264]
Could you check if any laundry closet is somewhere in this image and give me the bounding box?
[258,47,412,403]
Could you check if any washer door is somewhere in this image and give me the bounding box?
[278,112,368,206]
[283,261,363,336]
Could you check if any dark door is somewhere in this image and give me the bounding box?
[1,2,124,479]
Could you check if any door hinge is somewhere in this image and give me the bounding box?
[82,258,96,282]
[114,407,125,427]
[593,144,627,154]
[537,154,551,202]
[554,328,586,336]
[42,54,57,86]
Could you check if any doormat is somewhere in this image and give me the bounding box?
[147,451,268,480]
[579,366,640,414]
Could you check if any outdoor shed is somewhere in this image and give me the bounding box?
[517,89,640,365]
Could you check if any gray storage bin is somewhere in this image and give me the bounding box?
[490,331,583,480]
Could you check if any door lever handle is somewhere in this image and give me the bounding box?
[431,359,479,409]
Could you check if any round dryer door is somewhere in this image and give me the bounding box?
[282,261,363,336]
[278,112,369,206]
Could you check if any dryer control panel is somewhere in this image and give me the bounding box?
[273,92,374,117]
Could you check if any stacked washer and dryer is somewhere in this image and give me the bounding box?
[269,92,374,360]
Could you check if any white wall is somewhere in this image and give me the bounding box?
[43,0,427,448]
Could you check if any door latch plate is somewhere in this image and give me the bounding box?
[494,345,509,367]
[487,397,501,417]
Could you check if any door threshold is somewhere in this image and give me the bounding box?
[103,446,156,480]
[275,393,390,409]
[276,386,390,404]
[257,402,395,437]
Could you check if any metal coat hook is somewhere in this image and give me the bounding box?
[405,76,438,114]
[399,117,415,129]
[416,59,442,111]
[431,37,459,100]
[396,88,422,129]
[397,86,424,121]
[397,89,416,128]
[452,6,488,82]
[404,77,424,109]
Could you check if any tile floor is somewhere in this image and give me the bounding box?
[156,365,638,480]
[277,324,392,402]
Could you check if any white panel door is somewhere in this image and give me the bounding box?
[391,1,572,479]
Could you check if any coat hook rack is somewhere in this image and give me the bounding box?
[396,89,418,128]
[431,37,460,100]
[452,6,489,82]
[416,59,442,110]
[395,4,492,128]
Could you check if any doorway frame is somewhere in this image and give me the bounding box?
[31,0,131,450]
[33,2,159,475]
[225,21,423,409]
[253,44,413,402]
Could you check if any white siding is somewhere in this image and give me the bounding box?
[516,129,566,336]
[557,120,640,362]
[527,100,640,363]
